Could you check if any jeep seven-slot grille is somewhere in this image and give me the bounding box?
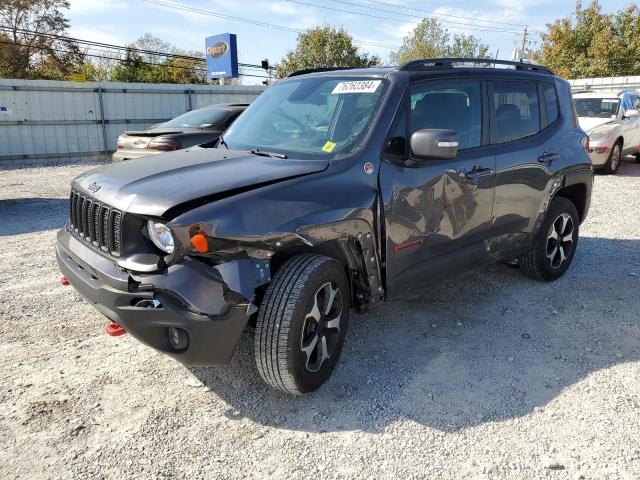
[69,190,122,256]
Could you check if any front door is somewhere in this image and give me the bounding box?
[379,79,496,297]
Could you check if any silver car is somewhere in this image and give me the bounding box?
[573,90,640,174]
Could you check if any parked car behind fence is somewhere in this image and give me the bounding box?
[112,103,248,161]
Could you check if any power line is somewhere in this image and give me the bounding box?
[287,0,525,34]
[0,26,273,72]
[347,0,531,29]
[0,40,270,79]
[139,0,401,50]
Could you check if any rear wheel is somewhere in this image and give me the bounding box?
[601,141,622,174]
[254,254,349,395]
[518,197,579,282]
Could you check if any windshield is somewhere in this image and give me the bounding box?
[223,76,387,159]
[574,98,620,119]
[162,108,230,128]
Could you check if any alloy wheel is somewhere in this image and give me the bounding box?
[300,282,343,373]
[546,213,574,269]
[611,144,621,171]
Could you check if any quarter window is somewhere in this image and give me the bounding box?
[409,80,482,150]
[385,102,408,156]
[493,81,540,143]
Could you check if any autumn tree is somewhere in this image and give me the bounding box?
[391,18,491,65]
[110,34,206,84]
[0,0,83,79]
[276,25,381,78]
[536,1,640,78]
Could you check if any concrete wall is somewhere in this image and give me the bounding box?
[0,79,265,162]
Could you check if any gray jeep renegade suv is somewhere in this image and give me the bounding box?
[57,58,593,395]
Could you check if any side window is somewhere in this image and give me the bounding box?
[543,83,559,126]
[409,80,482,150]
[493,81,540,143]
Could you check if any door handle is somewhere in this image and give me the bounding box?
[538,152,560,164]
[465,167,493,179]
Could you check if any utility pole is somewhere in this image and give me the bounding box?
[512,27,532,62]
[520,26,528,61]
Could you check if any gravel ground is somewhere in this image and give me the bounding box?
[1,159,639,480]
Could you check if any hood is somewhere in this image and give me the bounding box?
[578,117,615,133]
[73,148,329,218]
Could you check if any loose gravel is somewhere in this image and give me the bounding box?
[1,159,639,479]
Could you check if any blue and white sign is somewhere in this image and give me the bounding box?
[205,33,238,79]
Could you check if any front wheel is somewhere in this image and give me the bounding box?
[601,141,621,174]
[518,196,579,281]
[254,254,349,395]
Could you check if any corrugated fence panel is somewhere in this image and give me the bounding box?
[0,79,265,161]
[569,76,640,92]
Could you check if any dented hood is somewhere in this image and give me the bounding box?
[72,148,329,217]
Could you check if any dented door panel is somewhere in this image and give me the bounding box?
[380,148,496,296]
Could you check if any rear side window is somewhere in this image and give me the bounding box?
[493,81,540,143]
[543,84,559,125]
[409,80,482,150]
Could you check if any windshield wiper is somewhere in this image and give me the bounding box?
[217,135,229,149]
[250,148,288,159]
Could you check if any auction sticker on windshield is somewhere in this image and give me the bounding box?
[332,80,382,94]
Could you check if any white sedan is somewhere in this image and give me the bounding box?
[574,90,640,174]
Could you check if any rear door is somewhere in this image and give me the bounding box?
[489,79,560,256]
[379,78,496,296]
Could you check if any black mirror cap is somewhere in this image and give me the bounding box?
[410,129,459,160]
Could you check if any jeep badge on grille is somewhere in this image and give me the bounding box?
[87,182,101,193]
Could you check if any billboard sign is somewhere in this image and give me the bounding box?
[205,33,238,79]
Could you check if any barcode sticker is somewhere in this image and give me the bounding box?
[331,80,382,94]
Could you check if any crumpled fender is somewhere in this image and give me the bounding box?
[167,152,385,305]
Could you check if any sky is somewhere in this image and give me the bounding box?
[66,0,632,84]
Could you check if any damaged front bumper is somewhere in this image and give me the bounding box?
[56,229,269,365]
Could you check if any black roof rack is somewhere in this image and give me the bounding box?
[398,58,555,75]
[286,67,358,78]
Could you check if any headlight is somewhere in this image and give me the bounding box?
[147,220,174,254]
[589,126,615,142]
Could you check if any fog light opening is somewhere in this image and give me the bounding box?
[168,327,189,351]
[134,299,162,309]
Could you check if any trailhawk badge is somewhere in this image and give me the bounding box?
[363,162,374,175]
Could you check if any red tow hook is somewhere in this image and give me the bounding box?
[106,321,127,336]
[60,276,70,286]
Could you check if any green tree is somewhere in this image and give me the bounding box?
[0,0,83,79]
[276,25,381,79]
[391,18,491,64]
[537,1,640,78]
[109,34,206,84]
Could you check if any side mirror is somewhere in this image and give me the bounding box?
[624,109,639,119]
[410,129,459,160]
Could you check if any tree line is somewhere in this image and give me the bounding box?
[1,0,639,83]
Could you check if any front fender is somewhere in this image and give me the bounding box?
[167,152,385,304]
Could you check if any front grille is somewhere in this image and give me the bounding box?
[68,190,122,256]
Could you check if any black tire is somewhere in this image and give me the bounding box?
[518,196,579,282]
[255,254,350,395]
[601,140,622,174]
[635,153,640,164]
